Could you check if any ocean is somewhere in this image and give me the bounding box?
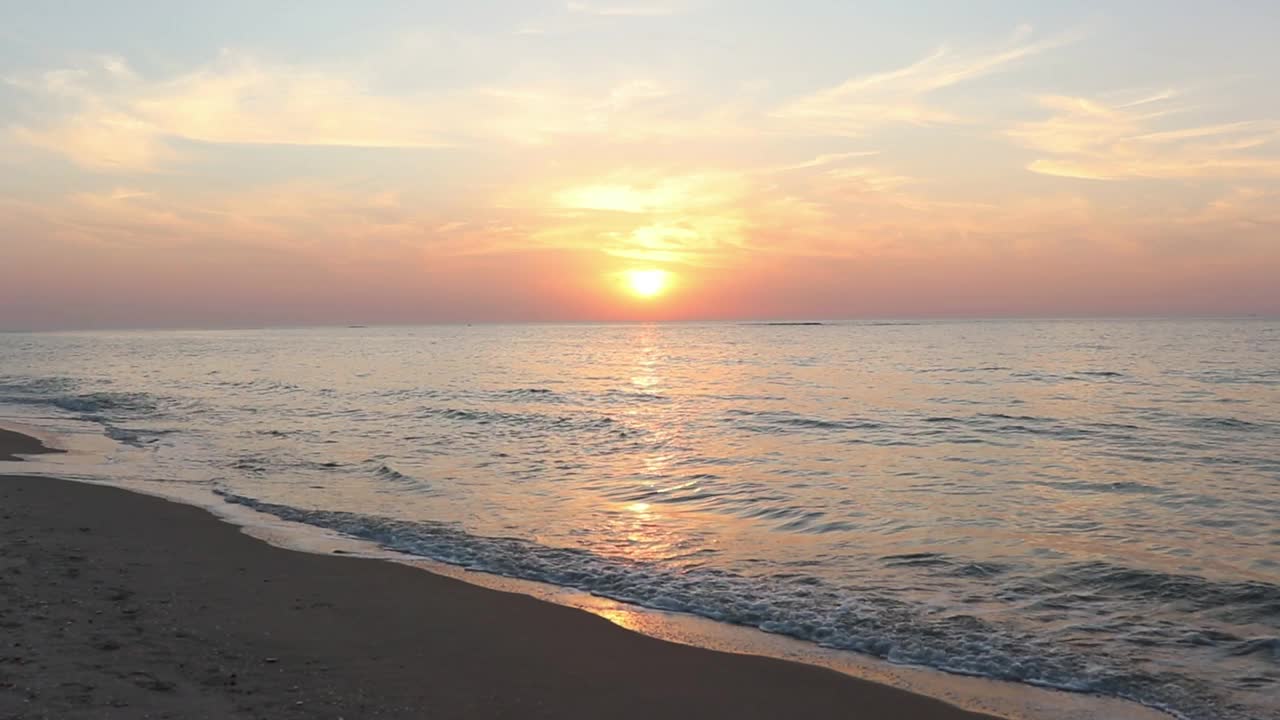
[1,320,1277,720]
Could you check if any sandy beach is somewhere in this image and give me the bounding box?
[0,429,998,720]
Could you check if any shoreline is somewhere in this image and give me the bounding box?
[0,428,66,462]
[0,428,1001,719]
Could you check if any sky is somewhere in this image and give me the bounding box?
[2,1,1279,329]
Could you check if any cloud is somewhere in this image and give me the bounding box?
[12,113,176,171]
[1177,186,1280,238]
[128,61,454,150]
[773,26,1071,136]
[5,26,1076,175]
[1011,92,1280,180]
[542,157,931,265]
[541,171,749,263]
[4,53,695,170]
[556,173,742,214]
[5,54,456,170]
[768,150,881,173]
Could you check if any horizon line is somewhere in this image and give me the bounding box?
[4,312,1276,334]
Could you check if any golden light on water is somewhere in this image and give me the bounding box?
[623,269,671,299]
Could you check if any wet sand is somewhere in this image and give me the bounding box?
[0,429,64,462]
[0,429,999,719]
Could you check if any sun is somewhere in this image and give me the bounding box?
[623,269,671,299]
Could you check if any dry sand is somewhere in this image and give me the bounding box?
[0,429,999,719]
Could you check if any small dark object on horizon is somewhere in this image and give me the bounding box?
[745,322,825,326]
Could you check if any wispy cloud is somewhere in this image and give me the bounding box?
[541,171,748,264]
[1011,92,1280,179]
[5,54,455,170]
[768,150,881,173]
[4,53,698,170]
[539,153,937,265]
[773,26,1072,136]
[3,27,1079,175]
[12,113,177,172]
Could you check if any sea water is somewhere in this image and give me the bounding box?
[1,320,1277,720]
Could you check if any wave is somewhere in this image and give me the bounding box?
[502,387,558,399]
[1170,369,1280,386]
[0,389,157,415]
[881,553,1013,578]
[0,376,170,417]
[916,366,1011,373]
[102,424,175,447]
[212,378,304,394]
[1009,370,1129,383]
[367,460,434,493]
[0,377,180,446]
[215,493,1265,720]
[1186,416,1268,431]
[720,409,1158,448]
[724,409,883,433]
[599,389,670,404]
[417,406,635,441]
[0,375,80,395]
[1033,562,1280,625]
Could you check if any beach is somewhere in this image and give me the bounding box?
[0,428,997,719]
[7,0,1280,715]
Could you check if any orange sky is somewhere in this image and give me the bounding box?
[3,2,1279,328]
